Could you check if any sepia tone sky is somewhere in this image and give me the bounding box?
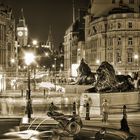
[3,0,89,47]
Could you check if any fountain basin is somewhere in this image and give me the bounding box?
[3,125,136,140]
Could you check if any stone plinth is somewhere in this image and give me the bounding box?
[64,85,92,94]
[80,91,140,117]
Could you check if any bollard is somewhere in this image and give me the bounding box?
[44,89,46,97]
[21,89,24,97]
[85,103,90,120]
[73,102,76,115]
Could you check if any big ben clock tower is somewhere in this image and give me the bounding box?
[17,8,28,46]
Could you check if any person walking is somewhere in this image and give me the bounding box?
[120,116,130,132]
[123,105,127,118]
[102,99,109,124]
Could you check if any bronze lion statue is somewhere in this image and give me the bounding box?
[86,61,134,93]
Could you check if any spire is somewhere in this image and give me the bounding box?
[46,26,54,51]
[18,8,26,27]
[20,8,25,20]
[72,0,76,23]
[47,26,53,43]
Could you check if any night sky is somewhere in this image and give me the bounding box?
[3,0,89,47]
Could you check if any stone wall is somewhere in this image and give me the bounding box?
[80,91,140,117]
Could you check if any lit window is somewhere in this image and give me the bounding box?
[128,37,133,45]
[128,52,133,63]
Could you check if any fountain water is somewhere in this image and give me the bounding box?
[35,118,49,131]
[27,117,38,130]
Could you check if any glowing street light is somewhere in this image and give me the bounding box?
[11,58,15,64]
[96,59,100,65]
[60,63,63,68]
[52,58,57,91]
[134,54,139,70]
[24,52,35,66]
[52,64,55,68]
[32,39,38,46]
[45,52,49,57]
[134,54,138,60]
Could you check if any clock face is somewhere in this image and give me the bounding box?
[18,31,23,37]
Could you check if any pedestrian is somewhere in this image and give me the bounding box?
[123,105,127,118]
[120,116,130,133]
[102,99,109,123]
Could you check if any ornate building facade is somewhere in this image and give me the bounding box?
[0,3,15,69]
[0,3,16,90]
[85,0,140,74]
[63,0,140,79]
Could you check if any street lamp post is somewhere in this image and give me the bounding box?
[24,52,35,121]
[27,65,31,99]
[52,58,57,91]
[32,40,38,91]
[60,63,63,85]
